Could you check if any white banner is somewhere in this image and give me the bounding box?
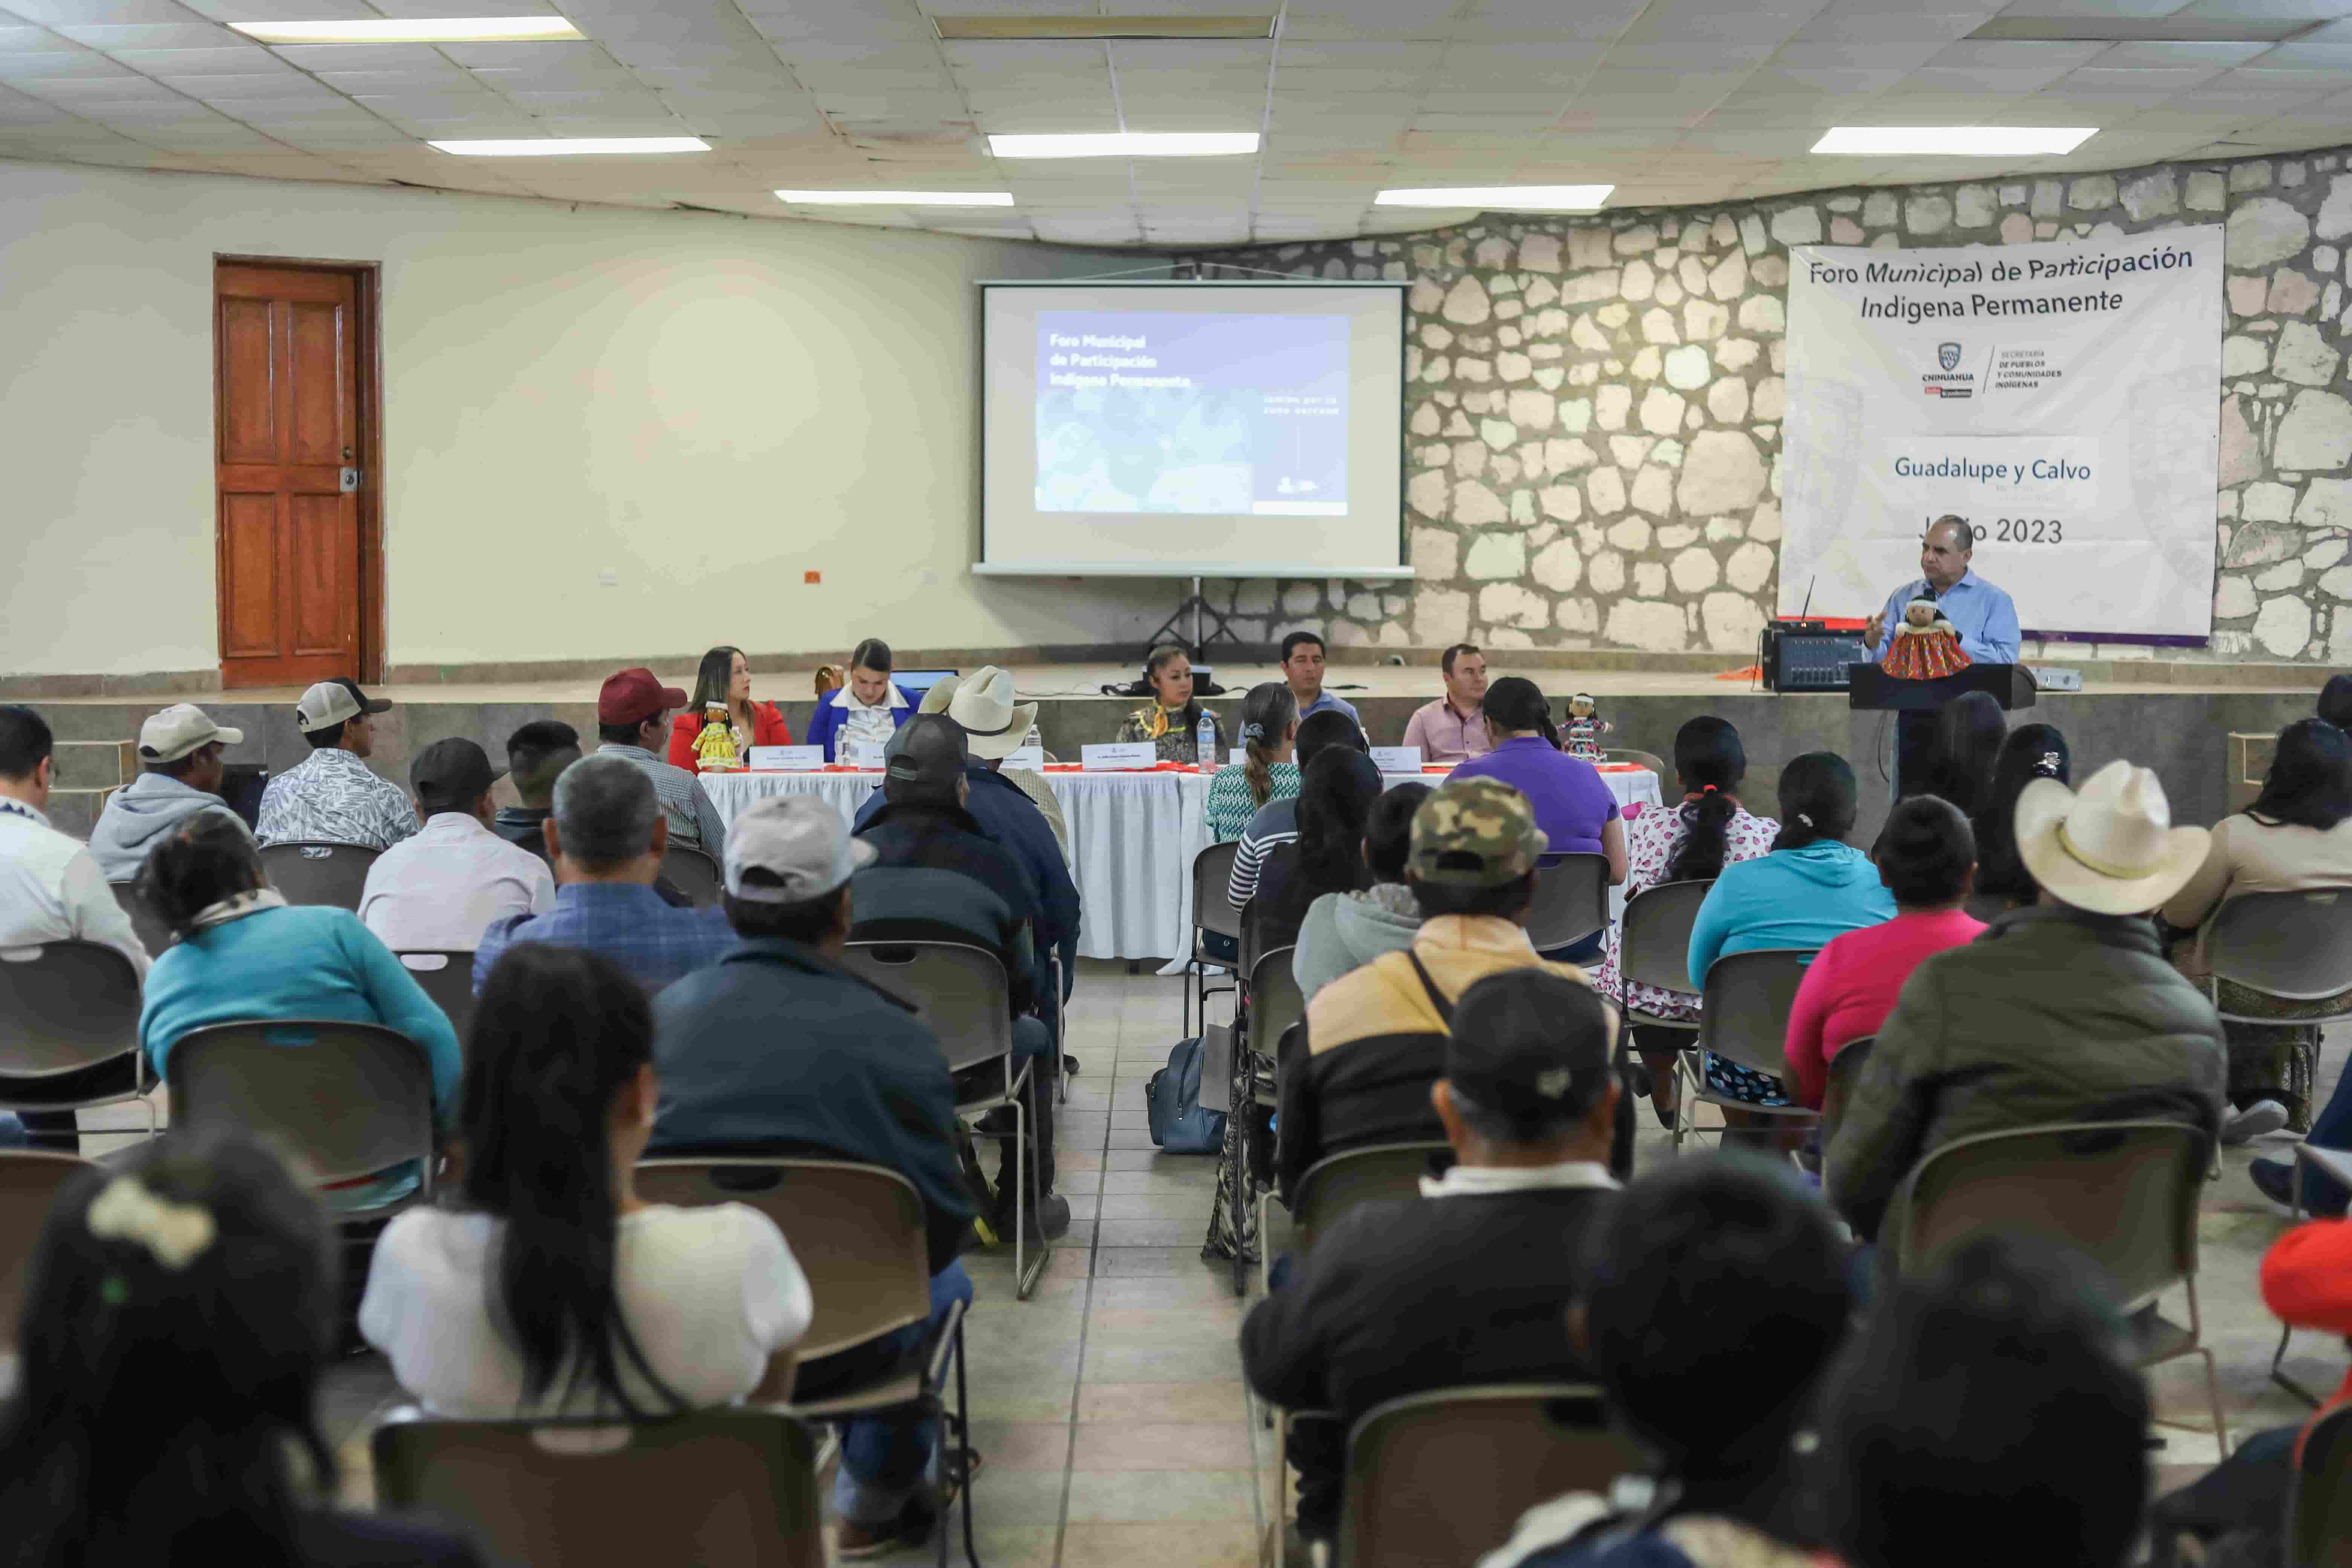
[1779,227,2223,638]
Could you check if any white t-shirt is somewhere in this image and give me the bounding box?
[359,1202,812,1417]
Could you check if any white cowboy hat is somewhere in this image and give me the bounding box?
[945,666,1038,762]
[2013,759,2210,916]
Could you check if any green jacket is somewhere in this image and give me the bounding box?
[1825,903,2225,1247]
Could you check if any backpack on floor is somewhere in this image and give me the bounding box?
[1146,1034,1226,1155]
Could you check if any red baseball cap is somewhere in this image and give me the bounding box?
[598,667,688,726]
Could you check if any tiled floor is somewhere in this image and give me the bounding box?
[79,960,2347,1566]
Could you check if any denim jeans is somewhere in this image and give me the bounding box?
[799,1260,976,1527]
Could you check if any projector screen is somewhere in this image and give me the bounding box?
[977,280,1411,579]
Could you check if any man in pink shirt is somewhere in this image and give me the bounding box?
[1400,644,1491,766]
[1785,796,1984,1109]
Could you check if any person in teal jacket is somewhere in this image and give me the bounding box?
[1685,752,1896,1109]
[135,814,461,1208]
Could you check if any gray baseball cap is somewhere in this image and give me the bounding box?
[723,795,876,904]
[137,704,243,764]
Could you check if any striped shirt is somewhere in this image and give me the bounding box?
[594,744,728,862]
[1228,796,1301,911]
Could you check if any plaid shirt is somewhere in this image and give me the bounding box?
[257,747,420,851]
[595,744,728,861]
[473,882,735,995]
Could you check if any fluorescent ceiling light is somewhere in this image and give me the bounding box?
[431,136,709,155]
[230,16,583,44]
[778,189,1014,205]
[988,131,1258,158]
[1969,16,2318,43]
[1377,184,1612,211]
[1811,127,2095,156]
[936,15,1274,39]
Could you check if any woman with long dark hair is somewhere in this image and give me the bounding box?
[1117,644,1225,764]
[1252,749,1385,956]
[0,1129,480,1565]
[1970,723,2070,909]
[361,943,810,1416]
[1451,675,1628,960]
[1205,681,1300,843]
[1591,717,1780,1127]
[1913,690,2007,815]
[665,645,792,771]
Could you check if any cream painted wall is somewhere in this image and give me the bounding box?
[0,159,1165,677]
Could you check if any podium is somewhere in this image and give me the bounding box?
[1848,664,2037,799]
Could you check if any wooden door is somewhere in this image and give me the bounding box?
[214,262,371,688]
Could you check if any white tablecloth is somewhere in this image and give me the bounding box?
[698,766,1662,963]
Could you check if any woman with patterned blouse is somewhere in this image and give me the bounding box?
[1115,645,1226,764]
[1204,682,1300,844]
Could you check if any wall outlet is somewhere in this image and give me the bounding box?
[597,569,618,587]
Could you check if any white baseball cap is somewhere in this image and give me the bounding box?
[294,678,391,734]
[723,795,876,904]
[137,704,243,764]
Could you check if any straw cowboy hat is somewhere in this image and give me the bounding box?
[945,666,1038,762]
[2014,758,2210,916]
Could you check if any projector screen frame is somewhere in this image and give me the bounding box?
[975,278,1412,580]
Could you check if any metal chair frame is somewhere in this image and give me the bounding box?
[1255,1140,1448,1302]
[2269,1142,2352,1408]
[1672,948,1815,1152]
[0,939,157,1137]
[2201,887,2352,1024]
[1224,944,1298,1297]
[256,839,381,911]
[1184,840,1243,1037]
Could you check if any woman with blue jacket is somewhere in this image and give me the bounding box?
[1686,751,1896,1107]
[806,639,919,763]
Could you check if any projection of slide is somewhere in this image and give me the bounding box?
[1033,311,1349,517]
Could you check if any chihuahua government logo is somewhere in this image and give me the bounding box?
[1937,341,1962,371]
[1922,340,1975,398]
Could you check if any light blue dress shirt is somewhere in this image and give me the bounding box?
[1874,569,2022,665]
[1297,689,1362,728]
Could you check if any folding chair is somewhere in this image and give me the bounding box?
[1816,1035,1874,1148]
[1673,948,1813,1152]
[1049,947,1068,1105]
[256,841,381,911]
[373,1407,825,1568]
[1614,881,1710,1032]
[1524,854,1610,957]
[659,843,722,908]
[1334,1384,1638,1568]
[166,1018,436,1216]
[839,941,1047,1298]
[2203,888,2352,1023]
[2287,1400,2352,1568]
[1890,1118,2229,1456]
[0,1150,95,1347]
[0,939,156,1137]
[634,1158,975,1568]
[109,881,174,958]
[1227,945,1302,1297]
[395,951,476,1041]
[1185,841,1243,1037]
[2269,1142,2352,1407]
[1257,1140,1449,1305]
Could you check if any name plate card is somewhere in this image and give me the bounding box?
[1001,746,1047,769]
[748,745,824,772]
[1370,746,1424,773]
[1081,742,1157,772]
[843,740,887,770]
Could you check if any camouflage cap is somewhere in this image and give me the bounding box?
[1408,776,1549,887]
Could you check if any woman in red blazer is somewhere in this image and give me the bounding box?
[666,645,792,770]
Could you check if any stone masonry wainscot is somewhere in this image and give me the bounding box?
[1179,144,2352,665]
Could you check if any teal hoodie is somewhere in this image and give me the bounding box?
[1686,839,1896,988]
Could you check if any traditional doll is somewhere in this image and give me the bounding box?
[691,702,743,771]
[1882,594,1973,681]
[1564,692,1612,761]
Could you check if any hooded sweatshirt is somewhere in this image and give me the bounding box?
[1685,839,1896,989]
[87,773,253,884]
[1293,882,1422,1001]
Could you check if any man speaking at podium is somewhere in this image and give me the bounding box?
[1861,516,2022,667]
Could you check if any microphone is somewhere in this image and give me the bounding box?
[1797,575,1816,623]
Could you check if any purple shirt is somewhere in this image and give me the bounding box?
[1449,737,1617,858]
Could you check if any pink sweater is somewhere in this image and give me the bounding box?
[1784,908,1986,1108]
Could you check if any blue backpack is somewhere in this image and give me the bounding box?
[1145,1035,1225,1155]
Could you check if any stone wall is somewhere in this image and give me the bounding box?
[1185,143,2352,665]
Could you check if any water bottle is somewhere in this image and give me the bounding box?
[1195,710,1216,767]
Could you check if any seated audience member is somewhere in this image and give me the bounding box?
[808,637,915,762]
[666,644,791,772]
[357,738,555,952]
[0,704,146,1152]
[1908,689,2006,815]
[1401,642,1491,765]
[1205,681,1300,844]
[1591,717,1779,1129]
[1116,644,1225,764]
[1819,1240,2147,1568]
[923,673,1070,868]
[88,703,253,883]
[1452,677,1627,960]
[473,755,733,995]
[256,680,415,850]
[1243,968,1620,1549]
[1279,777,1594,1196]
[492,719,580,861]
[363,944,810,1416]
[649,795,977,1556]
[1487,1155,1850,1568]
[1280,629,1360,727]
[1229,709,1367,912]
[2321,671,2352,730]
[1969,723,2069,909]
[1252,748,1384,960]
[853,716,1067,1241]
[1826,760,2225,1251]
[1783,796,1983,1112]
[594,667,728,862]
[0,1130,482,1566]
[1685,752,1895,1109]
[137,813,461,1208]
[1292,781,1431,1000]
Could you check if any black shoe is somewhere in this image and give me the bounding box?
[2250,1157,2304,1211]
[993,1188,1072,1243]
[1063,1052,1081,1076]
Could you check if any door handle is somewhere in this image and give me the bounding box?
[340,467,360,493]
